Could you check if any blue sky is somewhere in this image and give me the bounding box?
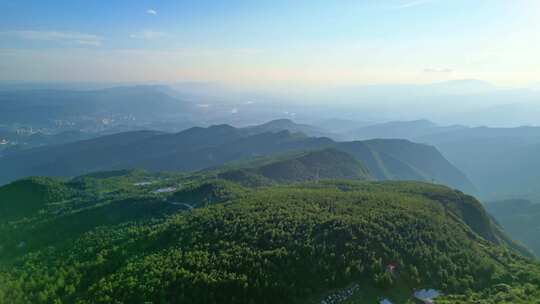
[0,0,539,86]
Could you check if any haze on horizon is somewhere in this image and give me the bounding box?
[4,3,540,302]
[1,0,539,89]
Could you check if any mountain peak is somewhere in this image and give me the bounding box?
[264,118,296,124]
[244,119,329,138]
[427,79,498,93]
[208,124,237,131]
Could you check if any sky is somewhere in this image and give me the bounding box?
[0,0,539,87]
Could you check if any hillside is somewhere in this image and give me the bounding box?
[335,120,540,200]
[0,177,72,221]
[486,199,540,257]
[0,130,164,183]
[415,125,540,199]
[0,170,187,260]
[0,174,538,304]
[0,122,476,194]
[218,149,372,184]
[170,179,248,207]
[336,140,477,194]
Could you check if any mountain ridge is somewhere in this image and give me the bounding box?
[0,122,476,194]
[217,148,372,185]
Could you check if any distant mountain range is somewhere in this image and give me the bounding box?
[344,119,467,141]
[3,80,540,131]
[0,86,198,131]
[2,82,539,200]
[7,113,540,200]
[417,126,540,200]
[0,120,476,194]
[330,119,540,200]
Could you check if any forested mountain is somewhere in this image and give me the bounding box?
[0,177,73,221]
[338,120,540,200]
[427,135,540,200]
[0,130,164,183]
[0,123,475,194]
[1,84,536,200]
[216,148,372,185]
[0,170,187,260]
[0,169,538,304]
[318,119,540,266]
[4,0,540,302]
[244,119,335,138]
[337,140,476,194]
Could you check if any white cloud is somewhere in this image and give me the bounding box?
[231,108,238,114]
[0,30,102,46]
[146,9,157,15]
[129,30,166,40]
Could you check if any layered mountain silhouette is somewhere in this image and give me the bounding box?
[337,119,540,199]
[345,119,467,140]
[0,86,192,125]
[0,121,476,194]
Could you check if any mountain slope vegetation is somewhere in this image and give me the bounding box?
[244,118,335,138]
[0,122,476,195]
[0,173,538,304]
[337,119,540,200]
[0,177,72,221]
[217,148,372,185]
